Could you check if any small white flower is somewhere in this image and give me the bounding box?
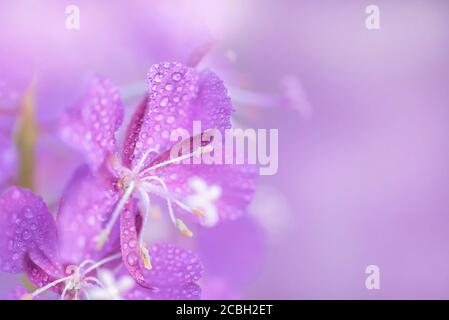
[186,177,222,227]
[88,269,135,300]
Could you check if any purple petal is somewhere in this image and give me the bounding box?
[126,282,201,300]
[0,134,17,190]
[121,96,147,168]
[119,201,146,286]
[194,69,233,132]
[57,165,120,264]
[60,75,124,170]
[144,243,203,288]
[0,187,62,278]
[25,256,60,292]
[120,204,203,289]
[159,161,258,223]
[122,62,234,169]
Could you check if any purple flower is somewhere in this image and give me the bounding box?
[0,186,204,300]
[59,62,257,289]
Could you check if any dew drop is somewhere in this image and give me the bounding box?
[172,72,182,81]
[154,73,163,83]
[22,230,32,241]
[160,97,169,107]
[23,207,34,219]
[166,116,175,124]
[127,253,138,266]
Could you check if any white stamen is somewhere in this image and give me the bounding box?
[139,145,213,177]
[140,179,201,218]
[77,259,96,273]
[31,275,74,298]
[134,148,159,173]
[141,177,176,224]
[141,177,193,237]
[84,253,122,275]
[96,182,136,250]
[25,255,122,300]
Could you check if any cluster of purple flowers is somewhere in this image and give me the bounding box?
[0,62,257,300]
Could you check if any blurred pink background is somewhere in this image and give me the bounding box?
[1,0,449,299]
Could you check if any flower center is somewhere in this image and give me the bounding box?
[94,145,216,269]
[21,253,121,300]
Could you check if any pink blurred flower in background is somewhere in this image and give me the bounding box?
[0,82,19,191]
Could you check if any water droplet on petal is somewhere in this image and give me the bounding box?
[160,97,169,107]
[166,116,175,124]
[154,73,163,83]
[22,230,32,241]
[23,207,34,219]
[127,253,138,266]
[172,72,182,81]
